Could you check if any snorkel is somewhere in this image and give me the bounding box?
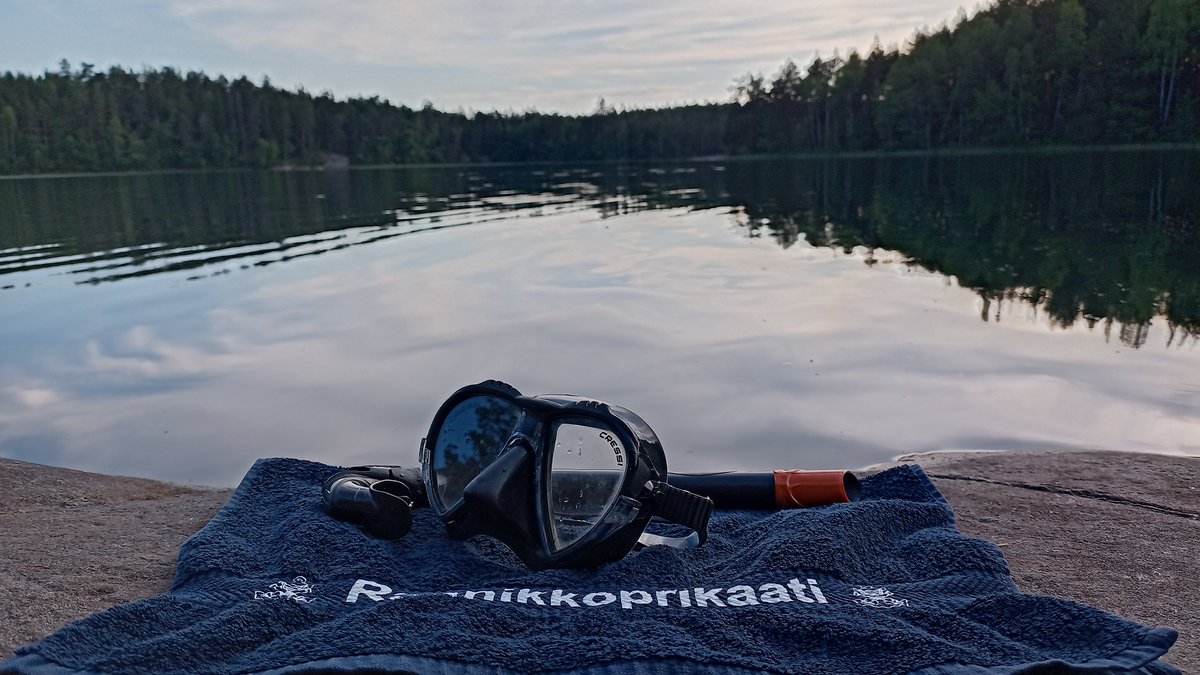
[323,380,859,570]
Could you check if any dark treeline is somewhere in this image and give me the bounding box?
[1,0,1197,174]
[0,64,730,173]
[730,0,1200,151]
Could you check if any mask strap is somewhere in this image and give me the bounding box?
[638,482,713,548]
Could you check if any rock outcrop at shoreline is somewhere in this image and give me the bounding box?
[1,451,1195,672]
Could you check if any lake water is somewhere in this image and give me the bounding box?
[1,151,1198,486]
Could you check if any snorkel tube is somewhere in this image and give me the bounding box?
[321,381,857,568]
[667,470,860,509]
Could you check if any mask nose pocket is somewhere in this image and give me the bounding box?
[447,443,537,545]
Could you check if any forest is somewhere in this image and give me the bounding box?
[0,0,1197,174]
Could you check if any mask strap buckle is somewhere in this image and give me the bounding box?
[637,482,713,549]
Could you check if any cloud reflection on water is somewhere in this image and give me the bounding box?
[2,156,1199,485]
[3,205,1197,486]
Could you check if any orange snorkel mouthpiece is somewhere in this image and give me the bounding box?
[667,470,860,510]
[773,470,860,508]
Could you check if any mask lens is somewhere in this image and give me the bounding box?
[548,421,628,550]
[431,395,523,509]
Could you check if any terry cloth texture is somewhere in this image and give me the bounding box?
[2,459,1179,675]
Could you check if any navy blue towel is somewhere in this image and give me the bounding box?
[2,459,1178,674]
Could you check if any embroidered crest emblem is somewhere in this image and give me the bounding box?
[852,586,909,608]
[254,576,316,604]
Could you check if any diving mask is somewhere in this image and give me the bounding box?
[324,380,714,570]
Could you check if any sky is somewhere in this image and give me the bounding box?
[2,0,969,114]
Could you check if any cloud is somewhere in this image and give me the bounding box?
[1,384,61,409]
[164,0,966,111]
[80,325,248,384]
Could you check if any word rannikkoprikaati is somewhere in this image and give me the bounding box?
[346,578,828,610]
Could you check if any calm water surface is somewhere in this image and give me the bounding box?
[1,152,1198,486]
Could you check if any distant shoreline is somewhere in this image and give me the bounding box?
[2,142,1198,181]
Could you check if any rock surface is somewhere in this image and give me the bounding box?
[1,451,1195,672]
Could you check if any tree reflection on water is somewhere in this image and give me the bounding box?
[1,150,1196,347]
